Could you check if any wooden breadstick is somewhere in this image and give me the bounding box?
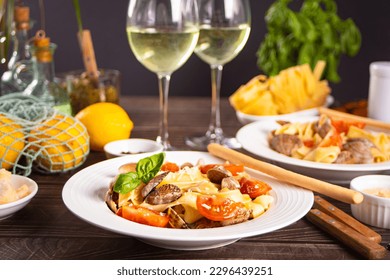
[207,143,363,204]
[318,107,390,130]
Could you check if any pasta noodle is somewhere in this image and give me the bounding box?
[106,159,274,228]
[230,62,331,116]
[269,114,390,164]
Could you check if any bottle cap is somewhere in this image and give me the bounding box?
[370,62,390,78]
[14,6,30,30]
[33,30,53,62]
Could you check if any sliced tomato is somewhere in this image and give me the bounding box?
[161,162,180,172]
[303,139,314,148]
[196,195,246,221]
[331,119,366,134]
[319,132,343,148]
[119,205,169,228]
[199,163,244,176]
[239,177,272,199]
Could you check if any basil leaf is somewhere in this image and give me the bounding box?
[136,152,165,183]
[257,0,361,84]
[113,172,141,194]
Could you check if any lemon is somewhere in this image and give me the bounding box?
[75,102,134,151]
[28,114,89,171]
[0,115,25,170]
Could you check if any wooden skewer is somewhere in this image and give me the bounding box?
[306,209,387,260]
[313,196,382,243]
[77,29,107,101]
[77,29,99,80]
[207,143,364,204]
[318,107,390,130]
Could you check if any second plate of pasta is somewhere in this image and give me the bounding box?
[236,116,390,184]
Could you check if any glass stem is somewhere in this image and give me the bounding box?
[157,74,171,150]
[207,64,224,142]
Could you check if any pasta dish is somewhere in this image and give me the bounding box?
[105,153,273,228]
[268,114,390,164]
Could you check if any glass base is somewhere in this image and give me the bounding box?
[185,132,242,151]
[156,136,175,151]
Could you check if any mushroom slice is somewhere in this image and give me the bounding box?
[207,166,232,184]
[190,218,221,229]
[118,163,137,174]
[145,184,182,205]
[105,179,119,212]
[168,207,189,229]
[269,134,302,156]
[220,207,251,226]
[221,177,241,190]
[141,171,169,198]
[180,162,194,169]
[341,138,375,164]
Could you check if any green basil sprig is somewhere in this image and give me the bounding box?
[113,152,165,194]
[257,0,361,83]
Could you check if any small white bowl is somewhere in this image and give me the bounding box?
[0,175,38,220]
[104,138,164,159]
[350,175,390,229]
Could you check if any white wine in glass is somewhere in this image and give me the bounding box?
[185,0,251,150]
[127,0,199,150]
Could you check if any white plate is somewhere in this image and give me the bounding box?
[62,151,313,250]
[236,116,390,184]
[236,96,334,125]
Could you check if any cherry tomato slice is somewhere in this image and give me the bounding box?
[303,139,314,148]
[239,177,272,199]
[161,162,180,172]
[199,163,244,176]
[331,119,366,134]
[319,133,343,148]
[119,205,169,228]
[196,195,246,221]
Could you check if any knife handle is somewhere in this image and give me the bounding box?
[306,209,387,260]
[313,196,382,243]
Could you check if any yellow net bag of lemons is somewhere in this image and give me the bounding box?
[0,94,89,175]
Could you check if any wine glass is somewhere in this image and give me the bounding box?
[185,0,251,150]
[127,0,199,150]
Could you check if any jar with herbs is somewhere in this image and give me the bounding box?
[56,69,120,115]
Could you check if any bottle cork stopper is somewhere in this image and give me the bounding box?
[14,6,30,30]
[34,30,53,62]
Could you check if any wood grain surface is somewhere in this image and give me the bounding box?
[0,96,389,260]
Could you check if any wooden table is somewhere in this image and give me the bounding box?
[0,96,389,260]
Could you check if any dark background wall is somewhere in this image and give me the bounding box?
[12,0,390,104]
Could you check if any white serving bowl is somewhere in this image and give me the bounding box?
[350,175,390,229]
[0,175,38,220]
[235,95,334,125]
[104,138,164,159]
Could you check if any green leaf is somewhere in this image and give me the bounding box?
[72,0,83,33]
[298,42,314,66]
[136,152,165,183]
[113,172,142,194]
[325,53,341,83]
[297,14,317,42]
[287,11,303,41]
[341,18,361,57]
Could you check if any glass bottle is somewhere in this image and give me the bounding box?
[23,31,72,115]
[1,5,33,95]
